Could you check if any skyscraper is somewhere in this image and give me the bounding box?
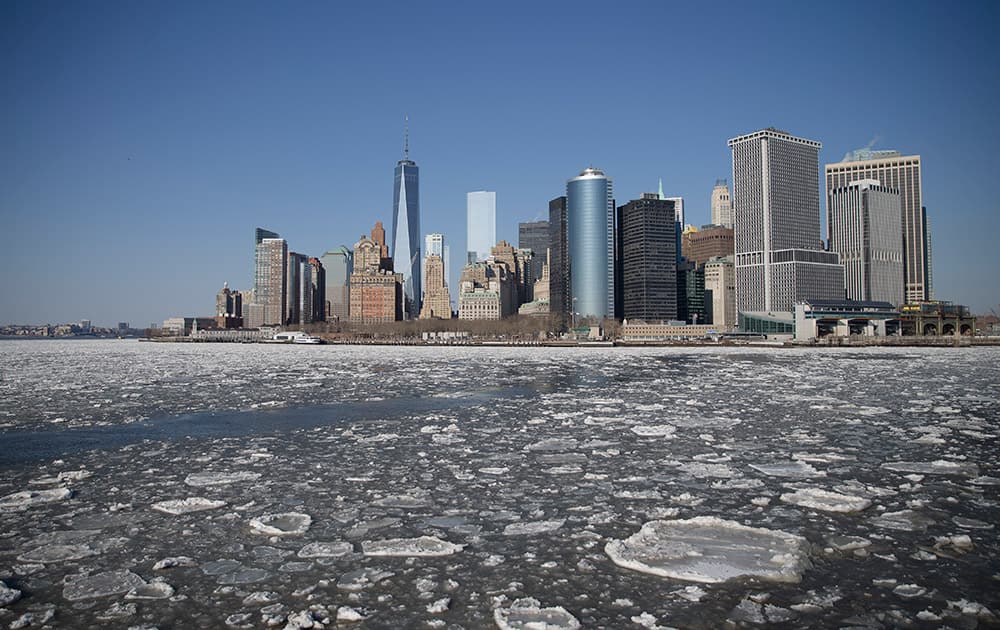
[423,233,445,296]
[392,120,421,319]
[466,191,496,264]
[419,254,451,319]
[728,128,844,315]
[711,179,733,228]
[828,179,904,306]
[548,196,569,324]
[518,220,549,284]
[704,255,736,331]
[251,228,287,327]
[321,246,352,321]
[617,194,677,321]
[825,150,929,302]
[286,251,307,325]
[567,167,614,319]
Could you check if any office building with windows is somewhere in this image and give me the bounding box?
[828,179,904,306]
[825,149,930,302]
[392,125,421,318]
[617,194,677,321]
[467,191,496,264]
[728,128,844,315]
[567,167,614,320]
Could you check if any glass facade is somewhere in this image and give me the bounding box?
[321,246,352,321]
[466,191,496,264]
[567,168,613,319]
[393,160,421,318]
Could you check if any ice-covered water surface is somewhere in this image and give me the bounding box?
[0,341,998,628]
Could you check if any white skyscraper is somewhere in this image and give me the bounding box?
[828,179,904,306]
[466,191,496,264]
[728,128,844,316]
[711,179,733,228]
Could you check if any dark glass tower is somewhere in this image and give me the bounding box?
[548,196,569,326]
[618,195,678,321]
[518,220,549,283]
[392,120,421,318]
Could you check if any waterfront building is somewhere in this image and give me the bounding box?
[828,179,904,306]
[320,246,352,321]
[250,228,287,327]
[215,282,243,328]
[617,194,678,321]
[419,254,452,319]
[490,240,523,310]
[458,262,507,320]
[620,320,719,341]
[676,260,706,324]
[728,128,845,315]
[681,224,735,267]
[392,123,421,318]
[548,196,570,324]
[711,179,733,228]
[285,252,308,325]
[518,220,549,284]
[793,300,900,341]
[703,255,736,331]
[309,257,325,324]
[567,167,614,320]
[350,222,403,323]
[467,191,496,264]
[825,149,930,302]
[423,233,447,300]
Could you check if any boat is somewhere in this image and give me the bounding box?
[265,331,324,344]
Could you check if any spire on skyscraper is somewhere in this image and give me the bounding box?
[404,114,409,161]
[658,178,665,200]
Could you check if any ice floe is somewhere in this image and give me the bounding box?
[503,520,565,536]
[184,471,262,486]
[870,509,936,532]
[151,497,227,514]
[0,580,21,606]
[249,512,312,536]
[297,541,353,558]
[749,461,824,478]
[779,488,872,513]
[630,425,676,438]
[361,536,464,557]
[17,543,99,563]
[63,569,146,601]
[493,597,581,630]
[880,460,979,477]
[0,487,72,511]
[605,517,810,584]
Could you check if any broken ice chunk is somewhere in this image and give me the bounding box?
[151,497,227,515]
[605,517,809,584]
[779,488,871,513]
[184,471,261,487]
[298,541,353,558]
[503,520,565,536]
[249,512,311,536]
[63,569,146,601]
[361,536,464,557]
[493,597,581,630]
[0,487,72,511]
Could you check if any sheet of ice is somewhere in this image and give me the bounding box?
[870,510,936,532]
[493,597,581,630]
[125,581,175,599]
[249,512,312,536]
[780,488,872,513]
[881,460,980,477]
[362,536,464,557]
[630,425,676,438]
[749,461,825,478]
[152,556,196,570]
[0,487,72,511]
[605,517,810,584]
[503,520,565,536]
[298,541,353,558]
[17,543,99,563]
[63,570,146,601]
[523,438,578,452]
[337,568,394,591]
[184,471,262,486]
[151,497,227,514]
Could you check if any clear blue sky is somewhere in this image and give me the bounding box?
[3,0,998,326]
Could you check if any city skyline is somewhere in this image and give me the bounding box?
[3,2,999,326]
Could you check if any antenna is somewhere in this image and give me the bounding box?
[404,114,409,161]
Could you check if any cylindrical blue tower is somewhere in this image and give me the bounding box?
[567,167,613,320]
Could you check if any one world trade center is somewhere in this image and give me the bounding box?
[392,117,421,318]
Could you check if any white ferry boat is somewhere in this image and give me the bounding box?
[265,331,324,344]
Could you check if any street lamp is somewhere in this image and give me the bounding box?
[572,297,578,330]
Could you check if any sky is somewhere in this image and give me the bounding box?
[2,0,999,327]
